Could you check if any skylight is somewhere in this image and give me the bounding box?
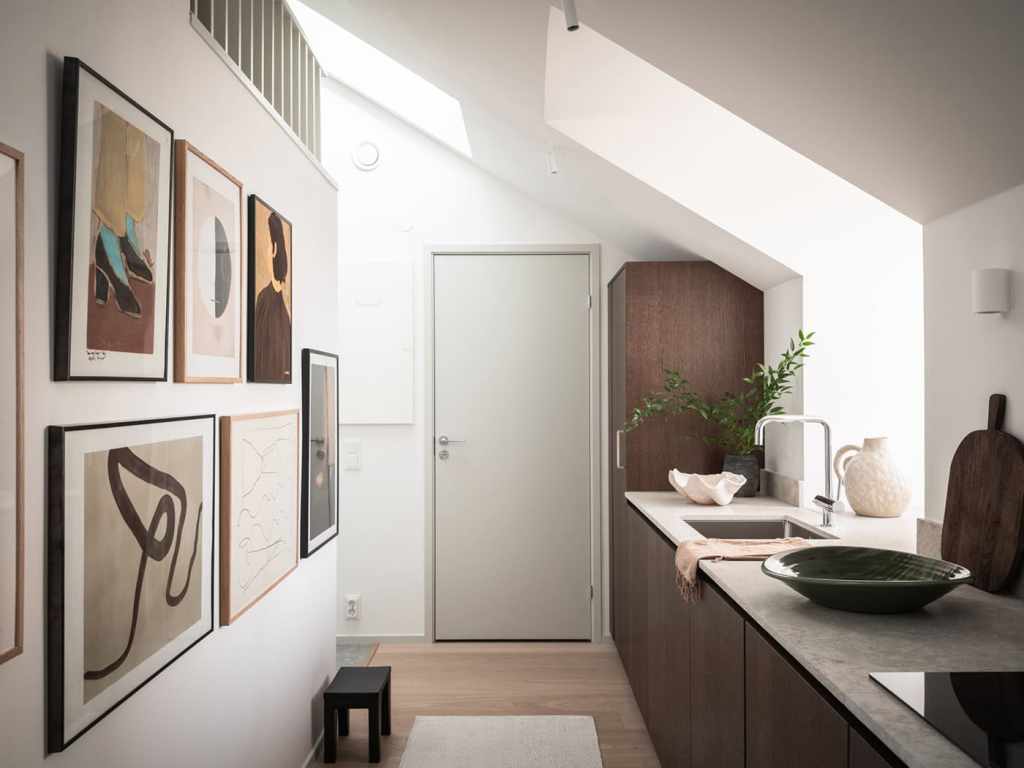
[289,0,472,158]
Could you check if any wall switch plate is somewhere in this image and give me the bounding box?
[345,594,361,621]
[342,439,362,471]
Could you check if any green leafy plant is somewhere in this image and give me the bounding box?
[624,330,815,456]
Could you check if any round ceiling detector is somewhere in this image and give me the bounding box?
[351,141,381,171]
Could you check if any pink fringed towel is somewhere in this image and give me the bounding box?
[675,538,812,602]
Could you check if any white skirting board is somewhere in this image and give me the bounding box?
[301,732,324,768]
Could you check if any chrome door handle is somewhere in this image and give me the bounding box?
[438,435,465,447]
[616,430,625,469]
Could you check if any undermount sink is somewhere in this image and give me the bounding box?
[762,546,973,613]
[685,518,835,541]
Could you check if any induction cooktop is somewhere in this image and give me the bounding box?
[871,672,1024,768]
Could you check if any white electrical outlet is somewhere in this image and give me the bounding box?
[345,594,361,621]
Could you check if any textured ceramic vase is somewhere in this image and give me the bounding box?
[834,437,911,518]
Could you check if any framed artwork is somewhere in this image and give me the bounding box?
[174,140,243,382]
[0,142,24,667]
[46,415,215,752]
[220,410,299,624]
[54,57,173,381]
[301,349,339,557]
[247,195,293,383]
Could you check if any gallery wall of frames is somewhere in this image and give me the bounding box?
[0,3,340,766]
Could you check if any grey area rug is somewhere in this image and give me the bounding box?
[398,716,603,768]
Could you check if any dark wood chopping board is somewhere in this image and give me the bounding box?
[942,394,1024,592]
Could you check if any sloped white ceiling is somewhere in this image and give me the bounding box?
[298,0,1023,285]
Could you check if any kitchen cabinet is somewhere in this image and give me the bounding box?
[607,261,763,493]
[627,495,650,719]
[691,581,744,768]
[612,501,906,768]
[745,623,848,768]
[613,502,692,767]
[646,513,691,765]
[850,729,899,768]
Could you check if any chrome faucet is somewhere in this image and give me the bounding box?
[754,415,835,527]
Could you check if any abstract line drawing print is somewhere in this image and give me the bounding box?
[236,421,294,593]
[221,410,298,624]
[82,435,204,702]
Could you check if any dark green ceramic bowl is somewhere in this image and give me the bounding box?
[762,546,973,614]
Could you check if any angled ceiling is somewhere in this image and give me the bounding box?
[299,0,1024,279]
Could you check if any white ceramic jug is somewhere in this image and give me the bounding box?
[833,437,911,518]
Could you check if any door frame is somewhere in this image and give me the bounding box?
[424,244,603,642]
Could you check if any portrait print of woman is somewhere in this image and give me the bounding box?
[247,196,292,383]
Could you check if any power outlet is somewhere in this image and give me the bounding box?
[345,594,361,621]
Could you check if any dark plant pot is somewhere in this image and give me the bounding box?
[723,454,759,497]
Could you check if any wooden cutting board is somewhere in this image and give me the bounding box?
[942,394,1024,592]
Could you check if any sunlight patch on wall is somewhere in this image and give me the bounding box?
[290,0,472,158]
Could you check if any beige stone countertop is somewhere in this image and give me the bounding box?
[625,491,1024,768]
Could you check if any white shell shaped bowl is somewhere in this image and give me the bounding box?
[668,469,747,506]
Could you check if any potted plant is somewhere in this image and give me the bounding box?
[624,330,814,497]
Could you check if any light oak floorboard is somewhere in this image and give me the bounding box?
[317,641,659,767]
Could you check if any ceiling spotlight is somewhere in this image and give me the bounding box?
[562,0,579,31]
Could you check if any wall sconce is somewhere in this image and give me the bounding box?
[972,268,1012,314]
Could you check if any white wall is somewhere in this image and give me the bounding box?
[924,182,1024,521]
[547,12,925,512]
[0,2,338,767]
[763,278,805,484]
[321,79,644,638]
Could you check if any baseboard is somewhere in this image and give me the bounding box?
[301,731,323,768]
[337,633,427,644]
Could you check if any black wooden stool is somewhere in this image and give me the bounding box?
[323,665,391,763]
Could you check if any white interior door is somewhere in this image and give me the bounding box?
[433,252,592,640]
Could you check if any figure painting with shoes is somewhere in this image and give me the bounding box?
[55,58,172,381]
[88,104,158,351]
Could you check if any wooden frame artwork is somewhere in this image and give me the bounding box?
[220,410,300,624]
[54,57,174,381]
[246,194,293,383]
[0,141,24,666]
[173,140,244,382]
[301,348,340,558]
[46,415,216,752]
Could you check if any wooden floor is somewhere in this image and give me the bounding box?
[317,641,659,767]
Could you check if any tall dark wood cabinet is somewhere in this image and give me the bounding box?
[608,260,764,494]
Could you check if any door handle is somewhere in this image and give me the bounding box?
[438,435,465,447]
[616,430,625,469]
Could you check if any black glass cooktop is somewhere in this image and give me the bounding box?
[871,672,1024,768]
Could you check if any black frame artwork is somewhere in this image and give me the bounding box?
[301,348,340,557]
[54,57,174,381]
[247,194,293,384]
[46,415,216,753]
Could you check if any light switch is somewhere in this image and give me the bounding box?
[342,439,362,471]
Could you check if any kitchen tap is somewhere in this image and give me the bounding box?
[754,415,835,527]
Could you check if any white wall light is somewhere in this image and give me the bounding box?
[971,268,1011,314]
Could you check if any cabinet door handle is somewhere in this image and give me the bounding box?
[616,430,626,469]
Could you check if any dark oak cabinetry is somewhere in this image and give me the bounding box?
[608,261,763,493]
[612,502,904,768]
[746,623,848,768]
[691,580,744,768]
